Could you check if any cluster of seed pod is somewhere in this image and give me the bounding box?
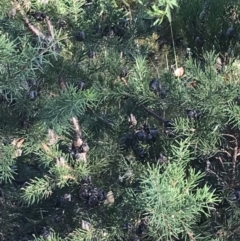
[40,227,52,240]
[121,123,159,160]
[118,66,128,85]
[186,109,202,120]
[102,18,129,39]
[75,30,86,41]
[88,50,96,58]
[55,193,72,207]
[164,120,175,137]
[230,190,240,202]
[79,177,106,206]
[75,80,86,91]
[31,11,46,21]
[149,79,168,98]
[121,214,149,241]
[25,79,39,100]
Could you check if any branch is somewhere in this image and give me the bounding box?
[215,156,227,172]
[16,3,46,39]
[217,149,232,157]
[70,117,83,147]
[70,117,89,163]
[222,134,238,182]
[16,2,55,43]
[22,17,46,39]
[142,105,166,123]
[45,16,54,39]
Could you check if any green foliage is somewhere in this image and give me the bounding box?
[0,145,17,184]
[139,139,218,240]
[41,86,100,124]
[1,0,240,241]
[147,0,179,24]
[22,175,54,205]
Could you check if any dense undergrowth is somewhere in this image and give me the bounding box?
[1,0,240,241]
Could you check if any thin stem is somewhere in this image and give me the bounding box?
[165,53,169,70]
[170,21,178,69]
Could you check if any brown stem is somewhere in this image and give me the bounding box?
[142,105,166,123]
[22,17,46,39]
[17,2,54,43]
[222,133,238,182]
